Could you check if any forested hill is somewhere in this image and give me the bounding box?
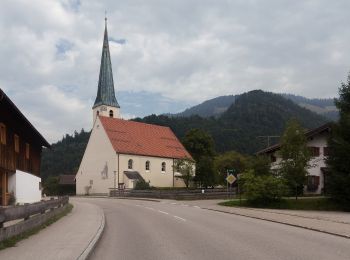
[174,92,337,120]
[40,90,328,180]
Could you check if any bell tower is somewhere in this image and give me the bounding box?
[93,17,120,122]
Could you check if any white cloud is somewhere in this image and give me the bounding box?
[1,0,350,143]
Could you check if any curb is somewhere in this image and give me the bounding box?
[201,207,350,240]
[76,206,106,260]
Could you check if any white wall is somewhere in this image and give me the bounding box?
[8,170,41,204]
[76,116,116,195]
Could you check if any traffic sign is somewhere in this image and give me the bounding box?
[226,174,237,185]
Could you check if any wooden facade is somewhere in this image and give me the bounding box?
[0,89,49,206]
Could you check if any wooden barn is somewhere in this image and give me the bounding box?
[0,89,50,206]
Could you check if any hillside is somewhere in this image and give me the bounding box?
[40,90,328,179]
[174,92,337,120]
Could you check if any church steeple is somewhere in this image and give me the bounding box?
[93,17,120,121]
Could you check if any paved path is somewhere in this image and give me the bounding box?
[86,197,350,260]
[0,199,104,260]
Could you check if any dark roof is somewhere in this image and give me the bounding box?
[100,116,193,159]
[0,89,50,147]
[59,175,76,185]
[123,171,145,181]
[93,19,119,109]
[257,122,332,155]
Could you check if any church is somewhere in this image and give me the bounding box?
[76,20,192,195]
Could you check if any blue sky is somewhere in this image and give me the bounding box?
[1,0,350,142]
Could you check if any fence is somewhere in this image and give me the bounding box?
[110,188,236,200]
[0,196,69,242]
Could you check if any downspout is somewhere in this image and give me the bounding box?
[172,158,175,187]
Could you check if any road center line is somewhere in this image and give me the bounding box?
[158,210,169,215]
[173,216,186,221]
[145,207,155,211]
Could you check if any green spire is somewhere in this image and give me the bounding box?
[93,17,120,109]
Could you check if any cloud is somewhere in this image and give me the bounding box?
[1,0,350,143]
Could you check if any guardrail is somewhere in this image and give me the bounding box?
[0,196,69,228]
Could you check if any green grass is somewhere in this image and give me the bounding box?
[0,203,73,250]
[219,198,348,211]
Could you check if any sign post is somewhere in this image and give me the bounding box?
[226,169,236,199]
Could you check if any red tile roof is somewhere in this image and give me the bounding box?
[99,116,192,160]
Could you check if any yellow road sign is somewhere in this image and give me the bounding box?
[226,174,237,185]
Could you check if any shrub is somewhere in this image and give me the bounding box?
[239,170,288,205]
[134,179,152,190]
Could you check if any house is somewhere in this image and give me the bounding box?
[75,19,192,195]
[0,89,50,205]
[257,123,331,194]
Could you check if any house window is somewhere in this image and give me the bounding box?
[128,159,133,169]
[308,147,320,157]
[307,175,320,192]
[109,110,114,118]
[25,143,30,159]
[145,161,150,171]
[270,154,277,163]
[0,123,6,145]
[161,162,166,172]
[323,147,330,156]
[14,135,19,153]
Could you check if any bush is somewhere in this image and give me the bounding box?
[239,170,288,205]
[134,179,152,190]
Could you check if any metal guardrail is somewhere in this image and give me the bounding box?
[0,196,69,228]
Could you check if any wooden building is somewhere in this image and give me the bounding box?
[0,89,49,206]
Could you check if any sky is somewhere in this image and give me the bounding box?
[1,0,350,143]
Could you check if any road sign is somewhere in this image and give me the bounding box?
[226,174,237,185]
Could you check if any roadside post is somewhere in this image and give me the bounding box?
[226,169,236,199]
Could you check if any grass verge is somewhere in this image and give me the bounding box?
[0,203,73,250]
[219,198,348,211]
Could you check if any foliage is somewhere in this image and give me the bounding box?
[182,129,216,187]
[239,170,288,205]
[41,129,90,181]
[219,198,347,211]
[278,119,311,198]
[43,176,60,196]
[173,159,195,188]
[327,74,350,208]
[134,179,152,190]
[214,151,249,184]
[247,155,271,176]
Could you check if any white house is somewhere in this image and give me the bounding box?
[75,19,192,195]
[257,123,331,194]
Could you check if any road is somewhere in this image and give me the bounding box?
[83,197,350,260]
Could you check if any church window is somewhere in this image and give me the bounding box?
[97,111,100,116]
[145,161,150,171]
[109,110,114,118]
[128,159,133,169]
[0,123,6,145]
[161,162,166,172]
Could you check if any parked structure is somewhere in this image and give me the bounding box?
[75,19,192,195]
[257,123,331,194]
[0,89,50,205]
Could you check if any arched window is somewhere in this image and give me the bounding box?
[96,111,100,116]
[109,110,114,118]
[128,159,133,169]
[161,162,166,172]
[145,161,150,171]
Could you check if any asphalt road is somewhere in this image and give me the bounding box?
[86,198,350,260]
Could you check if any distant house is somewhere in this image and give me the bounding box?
[58,174,76,195]
[75,20,193,195]
[0,89,50,205]
[257,123,331,194]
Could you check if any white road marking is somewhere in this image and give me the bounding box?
[158,210,169,215]
[173,216,186,221]
[193,206,200,209]
[182,204,189,207]
[171,202,177,205]
[145,207,155,211]
[135,204,142,207]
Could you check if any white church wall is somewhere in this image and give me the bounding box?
[118,154,185,188]
[76,117,115,195]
